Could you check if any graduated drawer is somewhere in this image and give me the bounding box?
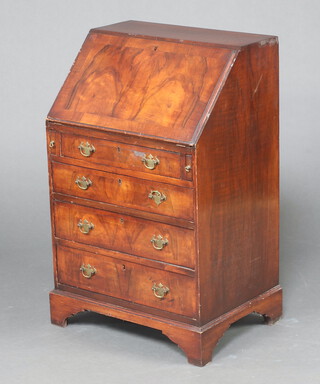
[57,245,197,318]
[54,201,196,269]
[61,133,182,179]
[52,162,194,221]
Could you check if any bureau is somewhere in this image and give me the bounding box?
[47,20,282,366]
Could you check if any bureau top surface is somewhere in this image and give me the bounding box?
[48,21,276,145]
[94,21,276,49]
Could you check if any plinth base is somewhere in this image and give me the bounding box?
[50,285,282,366]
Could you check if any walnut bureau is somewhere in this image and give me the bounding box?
[47,20,282,366]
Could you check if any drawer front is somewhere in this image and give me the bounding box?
[61,133,182,179]
[54,201,196,269]
[52,162,194,220]
[57,245,197,318]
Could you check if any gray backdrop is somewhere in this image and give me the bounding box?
[1,1,319,383]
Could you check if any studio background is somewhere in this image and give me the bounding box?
[1,1,319,383]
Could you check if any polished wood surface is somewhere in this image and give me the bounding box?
[50,285,282,366]
[47,121,195,152]
[48,21,282,366]
[48,30,235,143]
[53,193,195,230]
[61,132,182,179]
[54,201,196,269]
[56,238,195,278]
[196,41,279,324]
[56,245,197,317]
[47,124,195,187]
[52,162,194,220]
[95,20,277,49]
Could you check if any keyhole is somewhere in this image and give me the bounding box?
[120,218,124,224]
[117,146,121,152]
[118,178,122,185]
[153,46,158,51]
[122,264,126,271]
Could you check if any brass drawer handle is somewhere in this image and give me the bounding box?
[148,190,166,206]
[78,219,94,234]
[142,154,160,170]
[80,264,96,279]
[78,142,95,157]
[75,176,92,190]
[151,235,168,250]
[152,283,169,299]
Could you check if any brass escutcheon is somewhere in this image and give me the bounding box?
[151,235,169,250]
[141,154,160,170]
[148,190,166,206]
[78,219,94,234]
[185,165,192,172]
[75,176,92,190]
[152,283,169,299]
[80,264,96,279]
[78,142,95,157]
[49,140,55,148]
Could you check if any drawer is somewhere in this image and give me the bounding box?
[57,245,197,318]
[54,201,196,269]
[61,133,182,179]
[52,162,194,221]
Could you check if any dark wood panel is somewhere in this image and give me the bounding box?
[56,245,197,317]
[196,41,279,324]
[54,201,196,269]
[52,162,194,220]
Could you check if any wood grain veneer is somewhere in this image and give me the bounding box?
[47,20,282,366]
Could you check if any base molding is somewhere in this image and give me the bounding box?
[50,285,282,366]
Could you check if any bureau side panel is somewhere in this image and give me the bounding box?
[196,42,279,324]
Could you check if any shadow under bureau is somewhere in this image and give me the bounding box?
[47,20,282,366]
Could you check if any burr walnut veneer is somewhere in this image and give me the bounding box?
[47,20,282,366]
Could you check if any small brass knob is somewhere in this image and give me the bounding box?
[142,154,160,170]
[80,264,96,279]
[75,176,92,190]
[78,142,95,157]
[148,190,166,206]
[152,283,169,299]
[78,219,94,234]
[151,235,168,250]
